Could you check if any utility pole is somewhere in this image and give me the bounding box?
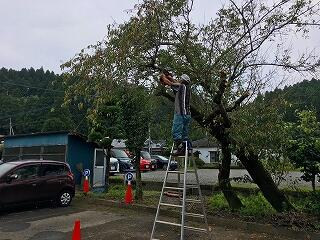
[148,124,151,154]
[9,118,14,136]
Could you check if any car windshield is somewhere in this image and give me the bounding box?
[141,151,151,160]
[0,163,16,177]
[155,155,168,161]
[112,149,129,158]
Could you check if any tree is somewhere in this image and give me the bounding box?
[62,0,320,211]
[231,95,293,187]
[286,110,320,191]
[87,99,121,192]
[118,85,151,200]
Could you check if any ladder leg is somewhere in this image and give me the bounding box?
[150,143,175,240]
[193,157,209,233]
[180,141,188,240]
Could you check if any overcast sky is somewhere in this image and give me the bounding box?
[0,0,319,77]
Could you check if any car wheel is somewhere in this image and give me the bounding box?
[162,164,168,170]
[58,190,72,207]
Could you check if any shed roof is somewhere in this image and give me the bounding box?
[4,131,87,141]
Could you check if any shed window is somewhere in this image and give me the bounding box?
[42,145,66,162]
[43,145,66,154]
[95,150,105,167]
[22,155,41,160]
[22,146,41,155]
[3,147,20,156]
[2,147,20,162]
[42,155,65,162]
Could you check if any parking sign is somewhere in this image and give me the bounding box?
[125,172,134,182]
[83,169,91,177]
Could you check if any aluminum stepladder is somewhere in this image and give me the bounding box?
[150,141,209,240]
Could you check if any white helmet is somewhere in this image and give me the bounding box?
[181,74,191,83]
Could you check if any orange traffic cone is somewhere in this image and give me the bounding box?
[72,220,81,240]
[125,181,133,204]
[83,176,89,194]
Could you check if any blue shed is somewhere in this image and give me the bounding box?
[2,131,97,185]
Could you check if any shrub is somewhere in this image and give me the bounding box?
[105,184,126,199]
[293,190,320,215]
[239,193,276,217]
[190,157,205,168]
[208,192,276,217]
[208,193,229,210]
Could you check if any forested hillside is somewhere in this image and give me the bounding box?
[264,78,320,122]
[0,68,88,135]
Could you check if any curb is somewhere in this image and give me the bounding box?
[81,197,320,240]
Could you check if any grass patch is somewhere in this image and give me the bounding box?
[208,192,276,217]
[291,190,320,215]
[238,193,276,217]
[82,184,160,205]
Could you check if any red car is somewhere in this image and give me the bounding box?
[125,150,151,172]
[0,160,75,208]
[141,151,157,171]
[140,158,151,172]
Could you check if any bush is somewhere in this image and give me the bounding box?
[105,184,126,199]
[208,192,276,217]
[239,193,276,217]
[208,193,229,210]
[189,157,205,168]
[293,190,320,215]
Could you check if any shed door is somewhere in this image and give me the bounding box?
[93,149,106,187]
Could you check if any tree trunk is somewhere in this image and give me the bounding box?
[134,149,143,200]
[219,143,243,210]
[312,174,316,191]
[236,146,294,212]
[213,127,243,210]
[104,147,111,192]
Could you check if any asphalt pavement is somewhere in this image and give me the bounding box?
[0,199,299,240]
[141,169,316,189]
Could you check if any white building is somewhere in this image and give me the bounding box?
[192,138,220,164]
[192,138,240,166]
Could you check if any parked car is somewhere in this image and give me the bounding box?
[110,149,135,173]
[0,160,75,208]
[141,151,157,171]
[151,155,178,170]
[109,157,120,175]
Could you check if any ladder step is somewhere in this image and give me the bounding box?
[156,221,207,232]
[160,203,183,208]
[185,226,207,232]
[185,212,205,218]
[187,185,198,188]
[164,186,183,190]
[185,199,201,203]
[178,184,199,189]
[156,220,181,227]
[164,191,181,198]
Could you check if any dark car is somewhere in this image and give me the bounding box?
[0,160,75,209]
[111,149,135,173]
[151,155,178,170]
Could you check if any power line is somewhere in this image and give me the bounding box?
[0,81,65,93]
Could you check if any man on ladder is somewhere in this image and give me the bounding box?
[160,73,192,156]
[151,72,209,240]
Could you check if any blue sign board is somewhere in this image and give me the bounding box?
[83,169,91,177]
[125,172,134,182]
